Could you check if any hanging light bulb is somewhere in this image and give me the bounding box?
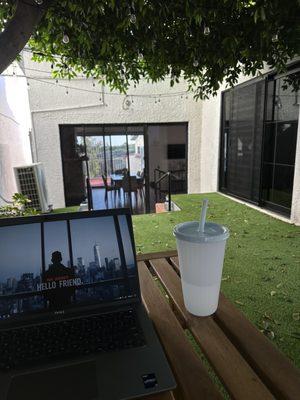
[272,33,279,43]
[62,33,70,44]
[204,26,210,36]
[193,60,199,67]
[35,0,43,5]
[138,53,144,61]
[129,13,137,24]
[92,78,96,87]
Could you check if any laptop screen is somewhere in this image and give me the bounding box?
[0,210,139,322]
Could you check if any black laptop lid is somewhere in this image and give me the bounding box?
[0,209,140,326]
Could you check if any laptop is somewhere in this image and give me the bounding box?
[0,209,176,400]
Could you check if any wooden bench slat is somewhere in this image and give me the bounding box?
[216,293,300,400]
[138,261,222,400]
[169,257,180,274]
[150,258,274,400]
[137,250,178,262]
[170,256,300,400]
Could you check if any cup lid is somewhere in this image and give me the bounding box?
[173,221,229,243]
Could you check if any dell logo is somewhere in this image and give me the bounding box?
[54,310,65,315]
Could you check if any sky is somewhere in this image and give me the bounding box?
[70,216,120,267]
[0,215,135,283]
[0,223,42,281]
[70,215,134,267]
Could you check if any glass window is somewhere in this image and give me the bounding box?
[265,80,275,122]
[261,163,273,201]
[275,122,298,165]
[272,166,295,209]
[276,76,300,122]
[263,124,276,163]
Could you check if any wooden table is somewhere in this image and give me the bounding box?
[136,250,300,400]
[110,174,142,183]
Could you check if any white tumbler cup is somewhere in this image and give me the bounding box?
[174,221,229,316]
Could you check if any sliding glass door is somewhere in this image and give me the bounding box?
[60,125,147,212]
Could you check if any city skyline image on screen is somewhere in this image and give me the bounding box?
[0,214,138,320]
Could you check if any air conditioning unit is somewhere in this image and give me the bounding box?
[14,163,49,212]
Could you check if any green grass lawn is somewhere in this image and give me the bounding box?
[132,193,300,368]
[55,193,300,368]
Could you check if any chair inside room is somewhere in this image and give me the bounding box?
[102,174,117,204]
[121,173,139,202]
[137,169,145,197]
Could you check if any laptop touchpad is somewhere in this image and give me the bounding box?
[8,361,98,400]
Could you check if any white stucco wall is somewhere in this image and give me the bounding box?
[23,53,203,208]
[0,65,32,206]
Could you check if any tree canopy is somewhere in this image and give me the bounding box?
[0,0,299,98]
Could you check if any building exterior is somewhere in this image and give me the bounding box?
[22,52,202,210]
[1,52,299,224]
[216,65,300,223]
[0,63,32,206]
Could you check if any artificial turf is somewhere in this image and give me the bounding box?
[132,193,300,368]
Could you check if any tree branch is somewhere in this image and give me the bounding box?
[0,0,51,73]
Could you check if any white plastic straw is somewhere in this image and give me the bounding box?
[198,199,209,233]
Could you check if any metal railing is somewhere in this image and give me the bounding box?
[154,167,186,211]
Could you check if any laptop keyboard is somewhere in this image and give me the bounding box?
[0,309,146,371]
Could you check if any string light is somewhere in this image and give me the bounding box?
[2,71,190,100]
[129,13,137,24]
[138,53,144,61]
[272,33,279,43]
[193,60,199,67]
[62,34,70,44]
[204,26,210,36]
